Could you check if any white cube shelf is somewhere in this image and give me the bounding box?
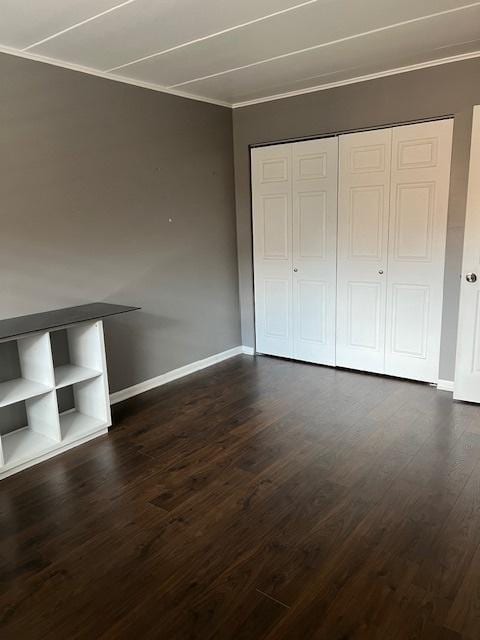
[0,320,111,478]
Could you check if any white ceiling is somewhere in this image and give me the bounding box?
[0,0,479,107]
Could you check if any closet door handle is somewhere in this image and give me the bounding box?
[293,268,298,273]
[378,270,384,275]
[466,272,477,283]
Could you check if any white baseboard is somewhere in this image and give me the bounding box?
[110,347,450,404]
[110,345,253,405]
[437,379,454,392]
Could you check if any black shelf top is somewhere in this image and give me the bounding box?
[0,303,140,341]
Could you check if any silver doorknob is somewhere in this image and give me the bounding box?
[378,270,384,275]
[466,272,477,283]
[293,268,298,272]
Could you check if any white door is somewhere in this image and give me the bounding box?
[292,137,338,365]
[252,143,293,358]
[385,119,453,382]
[454,106,480,401]
[336,128,392,374]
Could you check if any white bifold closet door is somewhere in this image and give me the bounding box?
[336,128,392,373]
[337,119,453,382]
[385,120,453,381]
[252,137,338,364]
[292,138,338,365]
[252,143,293,358]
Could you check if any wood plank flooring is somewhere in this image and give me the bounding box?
[2,354,480,639]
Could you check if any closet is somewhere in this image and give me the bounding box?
[252,118,453,383]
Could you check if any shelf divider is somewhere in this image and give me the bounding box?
[26,390,61,442]
[54,364,101,389]
[0,378,52,408]
[18,332,55,388]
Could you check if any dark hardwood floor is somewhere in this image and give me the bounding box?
[2,354,480,639]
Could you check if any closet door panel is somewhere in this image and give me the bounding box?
[252,144,293,358]
[385,119,453,382]
[347,281,382,350]
[293,137,338,365]
[336,129,392,373]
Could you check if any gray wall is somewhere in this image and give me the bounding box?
[233,57,480,381]
[0,52,241,394]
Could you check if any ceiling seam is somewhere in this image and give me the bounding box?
[22,0,139,51]
[106,0,317,72]
[168,0,480,88]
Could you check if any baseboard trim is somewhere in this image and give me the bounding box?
[437,379,454,392]
[110,345,250,404]
[108,350,450,404]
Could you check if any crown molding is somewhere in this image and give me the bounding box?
[0,44,230,108]
[231,50,480,108]
[1,44,480,111]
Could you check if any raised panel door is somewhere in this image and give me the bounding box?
[385,119,453,382]
[252,144,293,358]
[336,128,392,373]
[292,137,338,365]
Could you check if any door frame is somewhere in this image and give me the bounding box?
[249,114,454,151]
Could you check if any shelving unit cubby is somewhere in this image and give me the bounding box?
[0,320,111,478]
